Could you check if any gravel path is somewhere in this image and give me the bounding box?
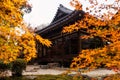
[23,69,66,75]
[76,69,119,77]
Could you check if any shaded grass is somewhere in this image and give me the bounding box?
[103,74,120,80]
[0,74,120,80]
[0,75,90,80]
[35,75,73,80]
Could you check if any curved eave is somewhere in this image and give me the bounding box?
[36,10,84,35]
[59,4,73,14]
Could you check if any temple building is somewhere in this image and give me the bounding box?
[35,4,102,67]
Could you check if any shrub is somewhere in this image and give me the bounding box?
[0,61,11,77]
[11,59,27,77]
[0,61,11,71]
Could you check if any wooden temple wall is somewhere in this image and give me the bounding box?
[36,31,82,64]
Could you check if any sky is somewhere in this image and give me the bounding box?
[23,0,74,28]
[23,0,116,29]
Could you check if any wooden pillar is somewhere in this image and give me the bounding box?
[43,46,46,56]
[61,33,64,50]
[38,44,42,57]
[69,33,72,54]
[41,45,44,56]
[78,30,82,53]
[61,33,64,42]
[37,42,43,58]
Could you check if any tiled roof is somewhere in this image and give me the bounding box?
[36,4,84,35]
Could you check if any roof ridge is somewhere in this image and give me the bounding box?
[59,4,73,14]
[50,4,74,24]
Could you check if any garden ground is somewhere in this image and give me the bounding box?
[7,65,120,78]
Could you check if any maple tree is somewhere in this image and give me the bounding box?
[0,0,51,63]
[63,0,120,70]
